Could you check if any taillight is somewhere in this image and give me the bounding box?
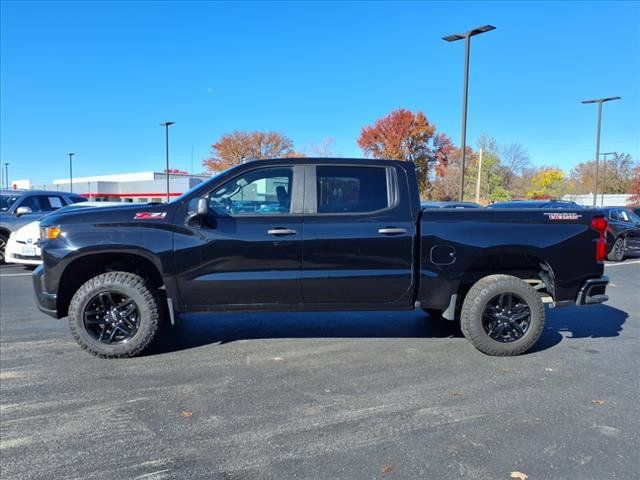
[591,216,608,262]
[591,216,607,233]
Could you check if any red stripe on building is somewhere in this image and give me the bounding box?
[79,192,182,197]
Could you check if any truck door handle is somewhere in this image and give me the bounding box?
[378,227,407,235]
[267,228,297,236]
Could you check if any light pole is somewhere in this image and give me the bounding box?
[3,163,9,189]
[160,121,175,202]
[599,152,616,207]
[581,96,621,206]
[443,24,496,201]
[67,153,75,192]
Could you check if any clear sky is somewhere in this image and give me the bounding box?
[1,1,639,185]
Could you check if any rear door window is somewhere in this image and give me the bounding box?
[316,166,391,214]
[44,196,65,210]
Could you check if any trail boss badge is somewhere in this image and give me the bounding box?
[543,212,583,220]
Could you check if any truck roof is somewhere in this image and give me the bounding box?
[240,157,408,167]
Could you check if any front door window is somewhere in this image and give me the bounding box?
[209,167,293,216]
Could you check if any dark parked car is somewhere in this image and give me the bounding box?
[421,201,482,209]
[600,206,640,261]
[0,189,86,263]
[487,200,582,209]
[34,158,609,358]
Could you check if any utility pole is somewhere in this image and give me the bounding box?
[475,148,483,204]
[160,121,175,202]
[67,153,75,192]
[581,96,621,206]
[3,163,9,190]
[443,25,496,201]
[599,152,616,207]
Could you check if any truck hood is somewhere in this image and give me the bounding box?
[12,220,40,242]
[40,204,172,228]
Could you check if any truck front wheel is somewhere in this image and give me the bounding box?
[460,274,545,356]
[68,272,162,358]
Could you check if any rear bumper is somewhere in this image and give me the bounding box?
[576,275,609,306]
[32,265,59,318]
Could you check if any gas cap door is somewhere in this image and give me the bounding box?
[430,245,456,266]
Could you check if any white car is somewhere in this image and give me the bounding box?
[5,202,123,266]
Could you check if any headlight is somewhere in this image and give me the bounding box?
[41,226,62,240]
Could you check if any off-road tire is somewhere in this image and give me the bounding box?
[460,274,545,356]
[607,237,625,262]
[68,272,161,358]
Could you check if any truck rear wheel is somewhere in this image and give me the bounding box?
[460,274,545,356]
[68,272,161,358]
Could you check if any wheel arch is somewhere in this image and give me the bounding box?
[56,251,166,318]
[455,250,556,311]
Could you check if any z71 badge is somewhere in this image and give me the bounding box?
[134,212,167,220]
[544,212,583,220]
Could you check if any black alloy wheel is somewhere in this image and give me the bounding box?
[461,274,545,356]
[83,291,140,344]
[608,237,625,262]
[482,292,531,343]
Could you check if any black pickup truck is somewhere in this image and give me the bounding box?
[33,158,610,358]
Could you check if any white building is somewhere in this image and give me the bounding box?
[35,171,212,203]
[562,193,634,207]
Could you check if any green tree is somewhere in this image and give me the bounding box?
[527,168,566,199]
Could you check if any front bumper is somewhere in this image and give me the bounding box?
[5,238,42,266]
[32,265,59,318]
[576,275,609,306]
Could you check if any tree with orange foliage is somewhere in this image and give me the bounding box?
[357,109,453,197]
[203,131,303,172]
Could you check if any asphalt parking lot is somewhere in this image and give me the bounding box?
[1,261,639,480]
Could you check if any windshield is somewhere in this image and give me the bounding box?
[0,194,20,212]
[624,209,640,223]
[170,171,224,204]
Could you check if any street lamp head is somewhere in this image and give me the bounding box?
[68,153,75,156]
[443,25,495,42]
[160,121,175,127]
[470,25,496,36]
[443,33,465,42]
[582,96,621,104]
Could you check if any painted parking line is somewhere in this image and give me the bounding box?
[0,273,33,277]
[605,260,640,267]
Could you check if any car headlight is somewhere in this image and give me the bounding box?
[41,225,62,240]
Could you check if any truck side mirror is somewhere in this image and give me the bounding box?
[15,206,33,216]
[187,197,209,226]
[197,197,208,216]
